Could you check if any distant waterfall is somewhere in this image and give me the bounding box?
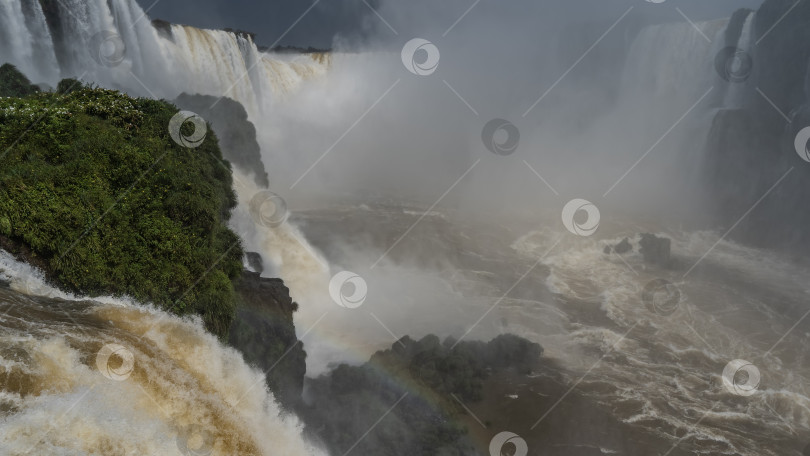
[620,18,727,105]
[0,0,330,118]
[721,10,756,108]
[0,0,59,82]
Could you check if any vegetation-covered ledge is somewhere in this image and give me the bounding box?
[0,64,243,337]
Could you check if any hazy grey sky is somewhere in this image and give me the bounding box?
[140,0,764,48]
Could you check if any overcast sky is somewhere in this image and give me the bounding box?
[140,0,764,49]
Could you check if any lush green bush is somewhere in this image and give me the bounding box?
[0,85,243,337]
[56,77,84,95]
[0,63,39,97]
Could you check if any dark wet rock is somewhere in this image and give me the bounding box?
[173,93,269,187]
[151,19,173,40]
[223,28,256,42]
[639,234,671,266]
[299,334,542,456]
[229,271,305,411]
[244,252,263,274]
[604,237,632,255]
[615,238,632,254]
[702,1,810,254]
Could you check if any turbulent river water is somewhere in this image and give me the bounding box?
[290,203,810,456]
[0,252,325,455]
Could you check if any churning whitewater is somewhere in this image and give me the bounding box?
[0,253,325,456]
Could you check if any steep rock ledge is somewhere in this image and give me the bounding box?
[229,268,306,411]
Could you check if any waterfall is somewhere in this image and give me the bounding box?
[0,0,59,83]
[0,255,325,455]
[620,18,727,106]
[721,10,755,108]
[0,0,330,118]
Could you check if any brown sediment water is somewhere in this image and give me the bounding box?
[0,285,324,456]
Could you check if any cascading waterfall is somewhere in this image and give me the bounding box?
[0,0,59,82]
[0,253,326,455]
[721,10,756,108]
[0,0,330,118]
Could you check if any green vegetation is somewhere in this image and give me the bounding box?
[0,64,39,98]
[55,77,82,95]
[300,334,543,456]
[0,73,243,337]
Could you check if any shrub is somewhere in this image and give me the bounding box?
[0,63,39,98]
[0,85,243,337]
[56,77,85,95]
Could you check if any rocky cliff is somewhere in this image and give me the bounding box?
[230,266,307,411]
[703,0,810,255]
[173,93,269,188]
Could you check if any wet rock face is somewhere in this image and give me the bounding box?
[702,1,810,254]
[229,270,305,411]
[244,252,263,273]
[603,237,632,255]
[639,233,671,266]
[173,93,269,188]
